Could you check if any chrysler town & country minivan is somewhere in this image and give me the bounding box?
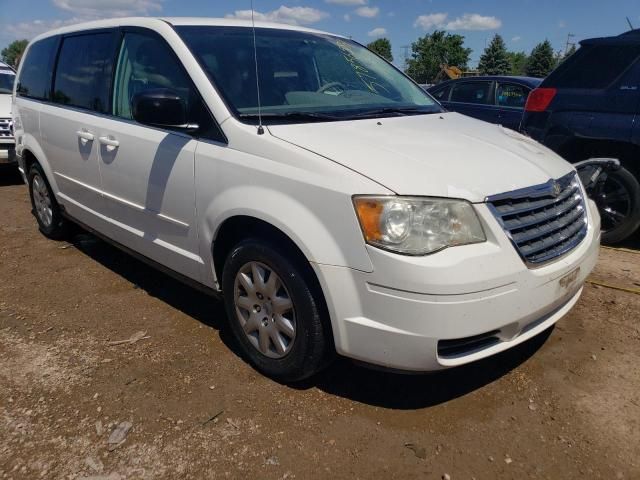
[13,18,600,381]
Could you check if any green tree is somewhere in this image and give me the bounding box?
[526,40,556,78]
[1,39,28,68]
[478,34,511,75]
[366,38,393,62]
[506,51,528,75]
[405,30,471,84]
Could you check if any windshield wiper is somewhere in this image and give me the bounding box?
[347,107,436,119]
[238,111,343,123]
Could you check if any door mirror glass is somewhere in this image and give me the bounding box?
[131,88,196,130]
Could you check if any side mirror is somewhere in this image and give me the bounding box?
[131,88,198,131]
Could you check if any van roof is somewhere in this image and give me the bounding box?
[30,17,336,43]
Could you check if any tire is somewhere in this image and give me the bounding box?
[221,239,330,382]
[594,166,640,244]
[28,163,69,240]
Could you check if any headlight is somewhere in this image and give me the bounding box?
[353,196,486,255]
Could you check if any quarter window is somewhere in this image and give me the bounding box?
[450,81,492,105]
[16,37,58,100]
[52,33,117,112]
[496,83,530,108]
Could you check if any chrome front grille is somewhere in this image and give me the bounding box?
[487,172,588,266]
[0,118,12,138]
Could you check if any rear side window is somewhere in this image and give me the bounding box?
[549,45,640,89]
[450,81,491,105]
[496,83,530,108]
[16,37,58,100]
[53,32,118,113]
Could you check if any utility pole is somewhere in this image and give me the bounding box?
[401,44,410,70]
[626,17,635,30]
[564,33,576,56]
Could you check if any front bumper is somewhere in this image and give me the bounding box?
[0,140,16,165]
[314,199,601,372]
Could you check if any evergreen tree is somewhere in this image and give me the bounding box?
[506,51,528,75]
[366,38,393,62]
[405,31,471,84]
[526,40,556,78]
[478,35,511,75]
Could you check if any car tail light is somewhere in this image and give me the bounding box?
[525,88,557,112]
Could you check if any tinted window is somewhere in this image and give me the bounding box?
[113,32,221,140]
[450,81,491,104]
[53,33,117,112]
[0,72,15,94]
[431,86,450,101]
[16,37,58,100]
[496,83,530,108]
[550,45,640,89]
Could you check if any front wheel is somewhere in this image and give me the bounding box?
[221,239,331,382]
[591,166,640,244]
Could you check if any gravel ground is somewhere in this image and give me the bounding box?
[0,169,639,480]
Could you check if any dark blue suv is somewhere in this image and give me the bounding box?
[428,76,541,131]
[522,30,640,244]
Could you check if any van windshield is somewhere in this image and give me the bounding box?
[176,26,441,123]
[0,72,15,94]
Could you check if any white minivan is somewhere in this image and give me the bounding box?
[13,18,600,381]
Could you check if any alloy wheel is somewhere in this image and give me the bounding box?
[233,261,296,359]
[32,174,53,228]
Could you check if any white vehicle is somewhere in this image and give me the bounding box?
[0,61,16,166]
[13,18,600,381]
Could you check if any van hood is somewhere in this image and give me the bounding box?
[268,112,573,202]
[0,94,11,117]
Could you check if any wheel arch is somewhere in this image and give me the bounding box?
[213,214,335,350]
[213,215,320,293]
[20,136,60,193]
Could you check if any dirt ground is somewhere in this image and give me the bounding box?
[0,168,639,480]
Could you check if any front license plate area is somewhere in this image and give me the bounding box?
[559,267,580,292]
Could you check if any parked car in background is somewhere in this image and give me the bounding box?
[13,18,600,381]
[522,29,640,244]
[0,61,16,168]
[428,76,541,131]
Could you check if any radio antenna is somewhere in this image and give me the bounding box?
[251,0,264,135]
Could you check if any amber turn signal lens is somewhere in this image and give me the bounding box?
[354,198,383,241]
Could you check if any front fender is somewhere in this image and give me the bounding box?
[199,185,375,288]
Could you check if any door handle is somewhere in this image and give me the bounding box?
[98,136,120,152]
[76,130,94,145]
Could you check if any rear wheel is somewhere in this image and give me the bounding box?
[592,166,640,244]
[28,163,69,240]
[221,239,330,382]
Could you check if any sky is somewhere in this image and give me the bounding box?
[0,0,639,67]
